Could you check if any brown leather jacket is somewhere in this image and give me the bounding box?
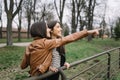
[20,30,88,76]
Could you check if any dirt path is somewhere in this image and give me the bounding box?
[0,42,31,47]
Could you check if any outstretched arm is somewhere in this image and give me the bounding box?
[45,29,101,50]
[87,28,101,36]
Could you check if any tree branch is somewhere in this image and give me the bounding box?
[54,0,59,17]
[9,0,14,13]
[13,0,23,18]
[4,0,8,13]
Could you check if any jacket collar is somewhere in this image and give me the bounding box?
[33,37,42,40]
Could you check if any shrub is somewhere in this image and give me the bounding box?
[114,18,120,40]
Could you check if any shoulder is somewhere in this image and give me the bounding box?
[29,39,47,48]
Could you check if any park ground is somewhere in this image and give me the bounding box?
[0,38,120,80]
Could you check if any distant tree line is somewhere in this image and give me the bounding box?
[0,0,119,46]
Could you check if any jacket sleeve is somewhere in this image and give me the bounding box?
[20,47,30,69]
[45,29,88,50]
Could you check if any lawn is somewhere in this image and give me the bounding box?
[65,38,120,62]
[0,38,33,43]
[0,38,120,80]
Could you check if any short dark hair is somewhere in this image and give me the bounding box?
[30,21,47,38]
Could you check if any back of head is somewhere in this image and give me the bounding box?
[30,21,47,38]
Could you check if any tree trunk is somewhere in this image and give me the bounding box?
[27,19,31,39]
[18,9,22,42]
[7,18,13,46]
[0,27,2,38]
[71,0,76,33]
[18,26,21,42]
[27,11,31,39]
[33,0,37,22]
[54,0,66,28]
[110,26,113,38]
[0,19,2,38]
[4,0,23,46]
[87,0,96,41]
[0,16,2,38]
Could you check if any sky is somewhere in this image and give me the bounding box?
[106,0,120,23]
[0,0,120,28]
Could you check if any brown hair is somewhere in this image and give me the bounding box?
[48,21,59,30]
[30,21,47,38]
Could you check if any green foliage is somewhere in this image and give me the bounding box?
[114,18,120,40]
[63,24,69,36]
[64,28,69,36]
[112,73,120,80]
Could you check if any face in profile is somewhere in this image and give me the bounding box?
[51,23,62,38]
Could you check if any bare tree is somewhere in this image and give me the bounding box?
[38,3,54,22]
[71,0,86,33]
[99,0,108,39]
[100,18,107,39]
[0,3,2,38]
[23,0,55,38]
[17,9,22,41]
[23,0,34,38]
[32,0,37,22]
[39,4,46,21]
[4,0,23,46]
[79,0,87,31]
[14,0,23,42]
[86,0,96,41]
[109,19,114,38]
[71,0,75,33]
[54,0,66,26]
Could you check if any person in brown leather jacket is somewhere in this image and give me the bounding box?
[20,21,100,78]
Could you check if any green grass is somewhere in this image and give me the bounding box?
[0,38,33,43]
[0,38,120,80]
[114,73,120,80]
[65,38,120,62]
[0,46,28,80]
[0,46,25,70]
